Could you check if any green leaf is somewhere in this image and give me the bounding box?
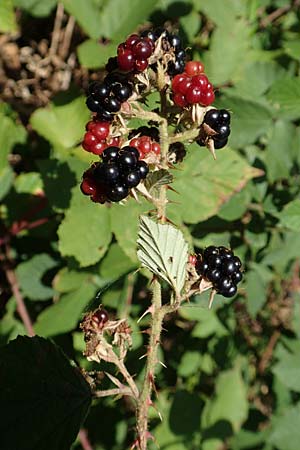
[77,39,117,69]
[58,188,112,267]
[35,282,96,336]
[16,254,58,301]
[231,61,285,99]
[198,0,247,28]
[244,269,267,317]
[267,77,300,120]
[273,348,300,392]
[53,268,92,293]
[99,243,137,279]
[278,199,300,232]
[14,172,43,194]
[61,0,102,39]
[268,403,300,450]
[168,147,261,224]
[204,368,248,433]
[203,19,250,85]
[97,0,159,40]
[0,111,27,171]
[13,0,57,17]
[137,216,188,297]
[144,169,173,195]
[0,0,17,32]
[169,390,203,435]
[0,336,91,450]
[0,166,14,201]
[30,96,90,149]
[283,40,300,60]
[265,120,295,182]
[178,351,202,377]
[109,200,148,263]
[217,95,273,147]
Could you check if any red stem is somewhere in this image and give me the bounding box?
[78,429,94,450]
[3,245,35,336]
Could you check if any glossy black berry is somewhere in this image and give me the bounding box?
[232,255,242,269]
[217,125,231,140]
[208,254,223,268]
[169,34,182,51]
[86,96,102,113]
[96,108,114,122]
[219,109,231,123]
[196,260,209,275]
[204,246,219,259]
[124,170,141,188]
[103,96,121,113]
[214,138,228,150]
[118,151,138,169]
[204,109,220,127]
[218,283,237,298]
[140,29,156,41]
[232,271,243,284]
[112,83,132,101]
[136,160,149,178]
[93,84,110,101]
[218,246,233,259]
[107,184,129,202]
[103,163,120,184]
[121,146,140,159]
[102,146,119,162]
[222,259,236,275]
[207,268,222,283]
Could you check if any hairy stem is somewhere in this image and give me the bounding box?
[136,280,164,449]
[136,89,171,449]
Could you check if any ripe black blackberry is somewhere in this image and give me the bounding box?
[196,245,243,298]
[86,73,133,122]
[80,146,149,204]
[141,28,186,76]
[202,109,231,149]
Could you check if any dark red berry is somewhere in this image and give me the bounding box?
[135,59,148,72]
[92,308,109,328]
[132,39,153,59]
[117,49,135,71]
[81,178,97,196]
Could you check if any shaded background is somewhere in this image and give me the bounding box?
[1,0,300,449]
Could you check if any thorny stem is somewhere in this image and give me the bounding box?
[93,387,133,398]
[136,280,164,449]
[136,87,179,449]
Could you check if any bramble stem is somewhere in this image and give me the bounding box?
[135,88,172,449]
[136,280,164,449]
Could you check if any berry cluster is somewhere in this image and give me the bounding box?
[86,73,133,121]
[196,246,243,298]
[198,109,231,150]
[117,34,155,72]
[141,28,186,75]
[82,120,120,155]
[172,61,215,107]
[81,146,149,203]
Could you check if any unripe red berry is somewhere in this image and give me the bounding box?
[185,61,205,77]
[173,93,187,107]
[117,49,135,71]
